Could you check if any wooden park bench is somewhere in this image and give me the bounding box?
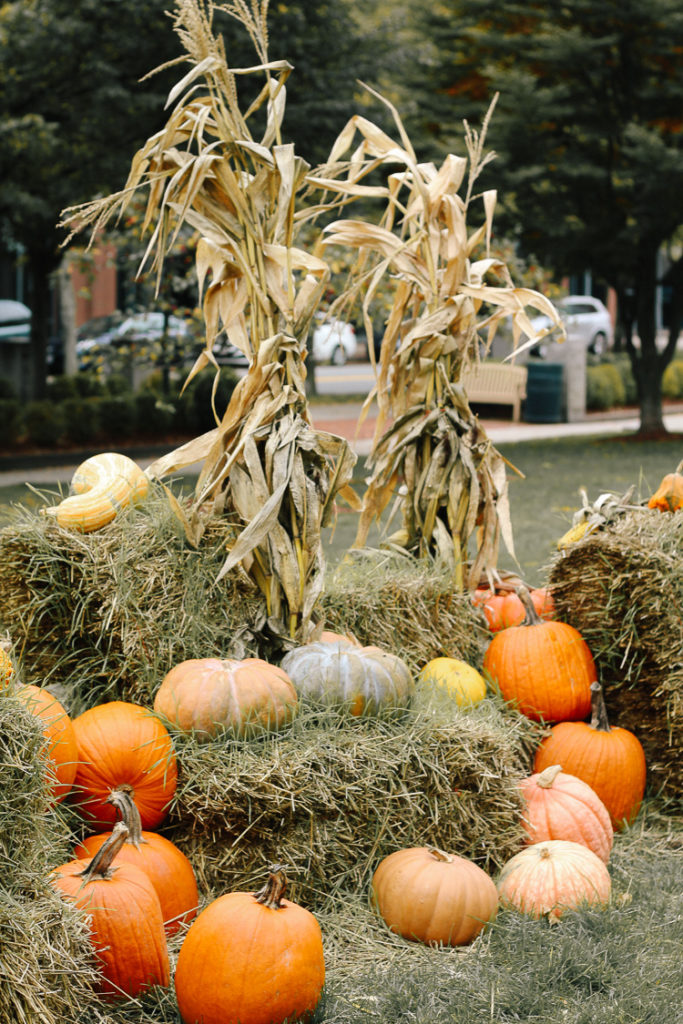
[461,361,528,422]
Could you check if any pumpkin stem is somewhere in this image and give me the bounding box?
[516,585,543,626]
[107,783,145,847]
[536,764,563,788]
[589,681,611,732]
[78,822,129,882]
[425,845,453,863]
[255,864,288,909]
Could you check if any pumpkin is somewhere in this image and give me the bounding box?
[51,822,170,1000]
[153,657,298,741]
[43,452,149,532]
[472,578,555,632]
[497,839,611,921]
[647,459,683,512]
[14,684,78,802]
[0,644,13,687]
[174,865,325,1024]
[371,846,498,947]
[519,764,613,863]
[533,681,646,829]
[71,701,177,829]
[317,629,361,646]
[417,657,487,707]
[281,641,414,716]
[482,587,595,722]
[74,783,198,936]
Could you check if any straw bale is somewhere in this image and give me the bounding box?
[547,507,683,795]
[165,695,541,910]
[320,551,490,673]
[0,489,264,713]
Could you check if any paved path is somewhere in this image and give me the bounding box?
[1,403,682,487]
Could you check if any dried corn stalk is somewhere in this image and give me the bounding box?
[59,0,382,643]
[322,91,564,588]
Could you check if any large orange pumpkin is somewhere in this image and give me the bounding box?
[519,764,613,863]
[371,846,498,947]
[71,701,177,829]
[497,839,611,920]
[14,684,78,802]
[51,822,170,1000]
[482,587,595,722]
[174,866,325,1024]
[533,681,646,829]
[153,657,298,741]
[74,784,198,936]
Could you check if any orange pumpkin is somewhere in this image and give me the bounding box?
[174,866,325,1024]
[473,583,555,632]
[74,784,198,936]
[534,682,646,829]
[519,764,613,863]
[482,587,595,722]
[647,459,683,512]
[14,684,77,802]
[497,839,611,920]
[51,822,170,1000]
[371,846,498,947]
[153,657,298,741]
[71,701,177,829]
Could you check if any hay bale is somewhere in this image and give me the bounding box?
[165,695,541,909]
[320,551,490,672]
[0,488,264,713]
[547,507,683,795]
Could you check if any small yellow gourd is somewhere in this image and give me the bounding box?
[44,453,149,532]
[417,657,487,707]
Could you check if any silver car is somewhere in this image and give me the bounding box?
[530,295,613,356]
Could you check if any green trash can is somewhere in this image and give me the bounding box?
[523,362,565,423]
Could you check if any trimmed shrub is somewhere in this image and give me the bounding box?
[0,376,18,399]
[0,399,22,446]
[605,353,637,404]
[173,367,237,434]
[24,401,65,447]
[46,375,80,403]
[662,359,683,400]
[61,397,101,445]
[73,373,107,398]
[586,365,617,410]
[96,395,136,438]
[133,392,175,437]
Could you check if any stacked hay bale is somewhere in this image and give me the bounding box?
[548,507,683,796]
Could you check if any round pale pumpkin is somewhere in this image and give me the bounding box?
[497,839,611,920]
[153,657,298,741]
[417,657,487,707]
[371,846,498,947]
[281,641,414,716]
[534,682,646,829]
[71,701,177,829]
[16,684,78,802]
[520,764,613,863]
[483,587,595,723]
[174,867,324,1024]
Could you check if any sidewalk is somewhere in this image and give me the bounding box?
[1,401,682,487]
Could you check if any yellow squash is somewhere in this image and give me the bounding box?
[44,453,149,532]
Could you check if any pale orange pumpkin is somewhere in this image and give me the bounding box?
[174,866,325,1024]
[519,764,613,863]
[51,823,170,1000]
[371,846,498,947]
[497,839,611,920]
[153,657,298,741]
[74,784,199,936]
[15,684,78,802]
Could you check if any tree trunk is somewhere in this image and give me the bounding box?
[27,248,56,400]
[58,253,78,377]
[630,242,667,437]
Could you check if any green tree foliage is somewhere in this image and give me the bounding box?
[404,0,683,435]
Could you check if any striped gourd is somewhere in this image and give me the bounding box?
[44,453,149,532]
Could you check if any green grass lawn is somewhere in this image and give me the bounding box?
[2,432,681,588]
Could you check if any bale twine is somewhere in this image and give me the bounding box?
[547,507,683,795]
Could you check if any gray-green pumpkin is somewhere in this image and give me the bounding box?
[281,641,414,716]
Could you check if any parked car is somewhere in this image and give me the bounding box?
[212,337,251,369]
[76,311,191,370]
[311,315,358,365]
[529,296,613,357]
[0,299,31,342]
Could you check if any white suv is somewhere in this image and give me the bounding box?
[311,315,358,365]
[530,295,613,356]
